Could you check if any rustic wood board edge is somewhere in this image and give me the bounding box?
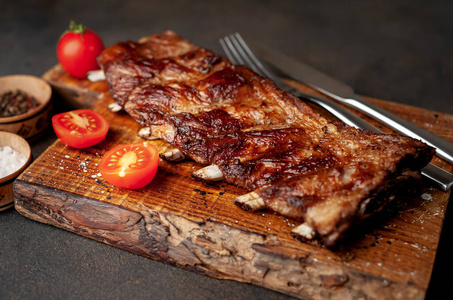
[13,179,425,300]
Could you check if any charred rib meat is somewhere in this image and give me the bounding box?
[98,31,435,246]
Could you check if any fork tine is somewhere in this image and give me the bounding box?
[233,33,280,82]
[221,35,244,65]
[221,34,260,73]
[228,34,263,76]
[219,37,238,65]
[230,33,267,76]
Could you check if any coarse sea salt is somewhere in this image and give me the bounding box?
[0,146,27,178]
[421,193,433,201]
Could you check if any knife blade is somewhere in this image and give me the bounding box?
[249,41,453,165]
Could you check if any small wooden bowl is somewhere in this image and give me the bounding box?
[0,75,52,140]
[0,131,32,211]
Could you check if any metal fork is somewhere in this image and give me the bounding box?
[219,33,453,191]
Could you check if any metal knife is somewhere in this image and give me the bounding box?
[248,44,453,191]
[250,41,453,166]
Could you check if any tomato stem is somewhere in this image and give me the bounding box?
[69,20,86,36]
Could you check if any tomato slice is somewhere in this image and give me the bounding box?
[52,109,109,149]
[99,142,159,189]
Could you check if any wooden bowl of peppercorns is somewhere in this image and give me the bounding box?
[0,75,52,140]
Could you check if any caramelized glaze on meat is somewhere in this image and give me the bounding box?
[98,31,435,246]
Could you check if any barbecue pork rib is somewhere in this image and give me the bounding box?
[97,31,435,247]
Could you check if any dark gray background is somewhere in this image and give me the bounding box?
[1,0,451,299]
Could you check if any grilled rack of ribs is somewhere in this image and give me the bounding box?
[98,31,435,247]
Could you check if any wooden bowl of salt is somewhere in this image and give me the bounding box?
[0,131,32,211]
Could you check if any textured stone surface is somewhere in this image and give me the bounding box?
[1,1,452,299]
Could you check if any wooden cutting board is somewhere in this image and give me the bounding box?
[14,65,453,300]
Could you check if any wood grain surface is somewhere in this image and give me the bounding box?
[13,65,453,300]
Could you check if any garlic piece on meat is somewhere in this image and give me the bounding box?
[291,223,315,240]
[192,164,224,181]
[137,127,159,140]
[160,148,185,162]
[234,192,265,211]
[86,70,106,82]
[108,102,123,112]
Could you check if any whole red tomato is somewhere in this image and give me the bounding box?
[57,21,105,79]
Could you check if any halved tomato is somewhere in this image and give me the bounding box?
[52,109,109,149]
[99,142,159,189]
